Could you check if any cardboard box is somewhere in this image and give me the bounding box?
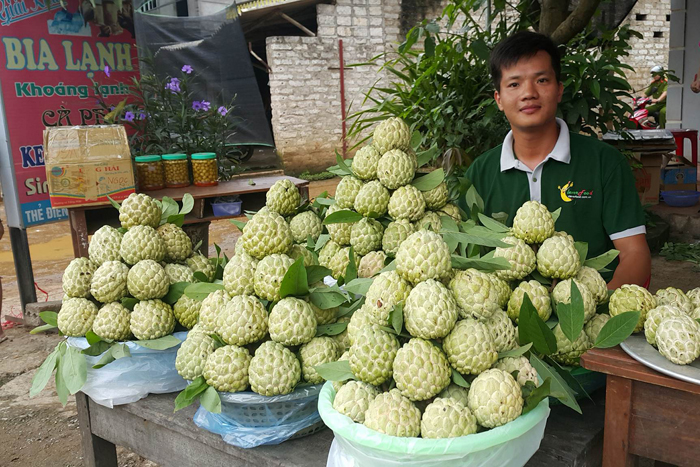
[661,166,697,186]
[632,152,664,206]
[43,125,135,208]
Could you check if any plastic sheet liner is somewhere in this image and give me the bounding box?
[318,382,550,467]
[193,384,324,448]
[67,332,188,408]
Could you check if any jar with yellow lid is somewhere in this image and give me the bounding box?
[135,155,165,191]
[162,154,190,188]
[191,153,218,187]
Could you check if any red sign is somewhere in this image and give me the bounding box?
[0,0,138,226]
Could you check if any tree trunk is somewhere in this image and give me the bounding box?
[550,0,602,44]
[539,0,568,37]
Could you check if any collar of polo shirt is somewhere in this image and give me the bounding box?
[500,117,571,173]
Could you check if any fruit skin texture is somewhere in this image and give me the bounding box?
[422,182,449,210]
[687,288,700,308]
[584,313,610,344]
[382,219,415,256]
[511,200,554,244]
[318,240,341,269]
[175,331,217,380]
[439,203,462,221]
[90,261,129,303]
[365,271,413,326]
[552,278,597,323]
[404,279,458,339]
[239,208,294,260]
[396,230,452,285]
[576,266,609,304]
[58,298,99,337]
[119,193,161,229]
[221,253,258,297]
[421,398,478,439]
[130,299,175,340]
[388,185,426,221]
[127,260,170,301]
[377,149,417,190]
[364,388,421,437]
[248,341,301,396]
[350,218,384,256]
[266,179,301,216]
[289,244,318,267]
[352,145,381,181]
[63,257,97,298]
[358,251,387,278]
[186,253,216,282]
[349,325,400,386]
[335,176,364,209]
[536,235,581,279]
[488,274,512,309]
[157,223,193,262]
[645,305,685,347]
[493,236,536,281]
[655,287,693,315]
[332,381,380,423]
[609,284,657,333]
[656,315,700,365]
[468,369,523,428]
[120,225,166,265]
[204,345,252,393]
[289,211,323,243]
[415,211,442,234]
[495,356,539,387]
[372,117,411,154]
[173,295,202,329]
[92,302,131,341]
[551,324,591,367]
[254,254,294,302]
[449,269,500,320]
[198,290,231,333]
[89,226,123,265]
[217,295,268,346]
[438,383,470,407]
[328,247,361,280]
[325,204,355,246]
[354,181,390,217]
[164,263,195,285]
[483,309,518,353]
[443,318,498,375]
[508,280,552,323]
[393,338,451,401]
[268,297,317,346]
[299,337,340,384]
[347,304,373,346]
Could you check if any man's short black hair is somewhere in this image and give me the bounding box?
[490,31,561,91]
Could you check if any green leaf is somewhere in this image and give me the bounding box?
[230,219,247,232]
[314,360,354,382]
[379,260,396,273]
[30,323,57,334]
[314,234,330,252]
[594,311,640,348]
[280,257,309,298]
[323,210,363,225]
[307,265,332,285]
[107,195,121,211]
[30,347,60,397]
[477,213,510,233]
[518,293,558,355]
[390,303,403,335]
[545,356,591,401]
[316,322,348,337]
[344,247,357,283]
[85,331,102,346]
[163,282,189,305]
[451,255,511,272]
[200,386,222,413]
[55,351,69,407]
[309,289,348,309]
[82,340,114,357]
[337,297,364,318]
[411,168,444,192]
[167,214,185,227]
[111,343,131,360]
[452,369,470,388]
[335,150,354,176]
[180,193,195,215]
[465,185,484,212]
[61,345,87,395]
[498,342,533,359]
[121,297,138,311]
[92,349,117,369]
[184,282,225,301]
[417,145,440,168]
[343,278,373,296]
[530,354,581,414]
[550,208,562,224]
[39,311,58,327]
[574,242,588,264]
[584,249,620,271]
[174,376,209,412]
[134,335,182,350]
[442,231,510,249]
[193,271,209,283]
[557,281,585,343]
[522,378,551,415]
[529,269,552,286]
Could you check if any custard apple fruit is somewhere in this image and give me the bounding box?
[508,280,552,323]
[268,297,317,346]
[204,345,252,392]
[536,235,581,279]
[238,207,294,260]
[92,302,131,341]
[404,279,458,339]
[119,193,161,229]
[512,200,555,244]
[318,240,341,268]
[175,331,217,380]
[365,271,413,326]
[328,247,360,280]
[299,337,340,384]
[655,287,693,315]
[349,325,400,386]
[248,341,301,396]
[266,179,301,216]
[307,283,338,325]
[422,182,448,210]
[347,304,373,346]
[495,356,539,387]
[254,254,294,302]
[687,288,700,308]
[333,381,380,423]
[488,274,512,309]
[443,318,498,374]
[551,324,591,366]
[57,298,98,337]
[468,368,523,428]
[449,269,500,320]
[354,180,390,218]
[218,295,268,346]
[350,218,384,256]
[63,257,97,298]
[388,185,426,221]
[127,260,169,301]
[415,211,442,233]
[198,290,231,333]
[364,388,421,437]
[90,260,129,304]
[186,253,216,282]
[584,313,610,345]
[645,305,685,346]
[438,203,462,222]
[289,244,318,267]
[358,251,387,278]
[382,219,416,256]
[377,149,417,190]
[421,398,478,439]
[289,211,323,244]
[396,230,451,285]
[173,294,202,329]
[609,284,657,333]
[437,383,470,407]
[483,309,518,353]
[120,226,165,265]
[372,117,411,154]
[333,316,352,351]
[393,338,451,401]
[352,145,381,181]
[552,278,597,323]
[656,314,700,365]
[576,266,609,304]
[88,226,123,265]
[156,224,192,262]
[325,204,355,246]
[493,236,536,281]
[335,176,364,209]
[130,299,175,340]
[164,263,195,285]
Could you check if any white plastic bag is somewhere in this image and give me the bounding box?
[67,332,188,408]
[318,382,550,467]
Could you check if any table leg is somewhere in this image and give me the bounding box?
[603,375,638,467]
[76,392,118,467]
[300,185,310,202]
[69,210,90,258]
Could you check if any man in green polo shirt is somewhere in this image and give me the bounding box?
[465,31,651,287]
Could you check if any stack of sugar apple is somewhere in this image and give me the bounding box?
[58,193,213,342]
[175,179,348,396]
[316,117,463,280]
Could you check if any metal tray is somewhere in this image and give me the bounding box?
[620,334,700,386]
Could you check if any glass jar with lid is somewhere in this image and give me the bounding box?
[162,154,190,188]
[134,155,165,190]
[191,153,218,187]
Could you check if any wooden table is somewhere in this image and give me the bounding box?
[67,174,309,258]
[581,346,700,467]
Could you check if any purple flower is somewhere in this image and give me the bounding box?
[201,101,211,111]
[217,106,228,116]
[138,111,146,120]
[104,65,111,77]
[124,111,135,122]
[192,101,203,111]
[182,65,193,74]
[165,77,181,93]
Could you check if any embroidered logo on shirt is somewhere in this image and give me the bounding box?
[558,181,592,202]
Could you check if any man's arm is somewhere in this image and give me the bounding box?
[607,234,651,289]
[652,90,667,104]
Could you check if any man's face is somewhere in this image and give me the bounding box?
[494,50,563,132]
